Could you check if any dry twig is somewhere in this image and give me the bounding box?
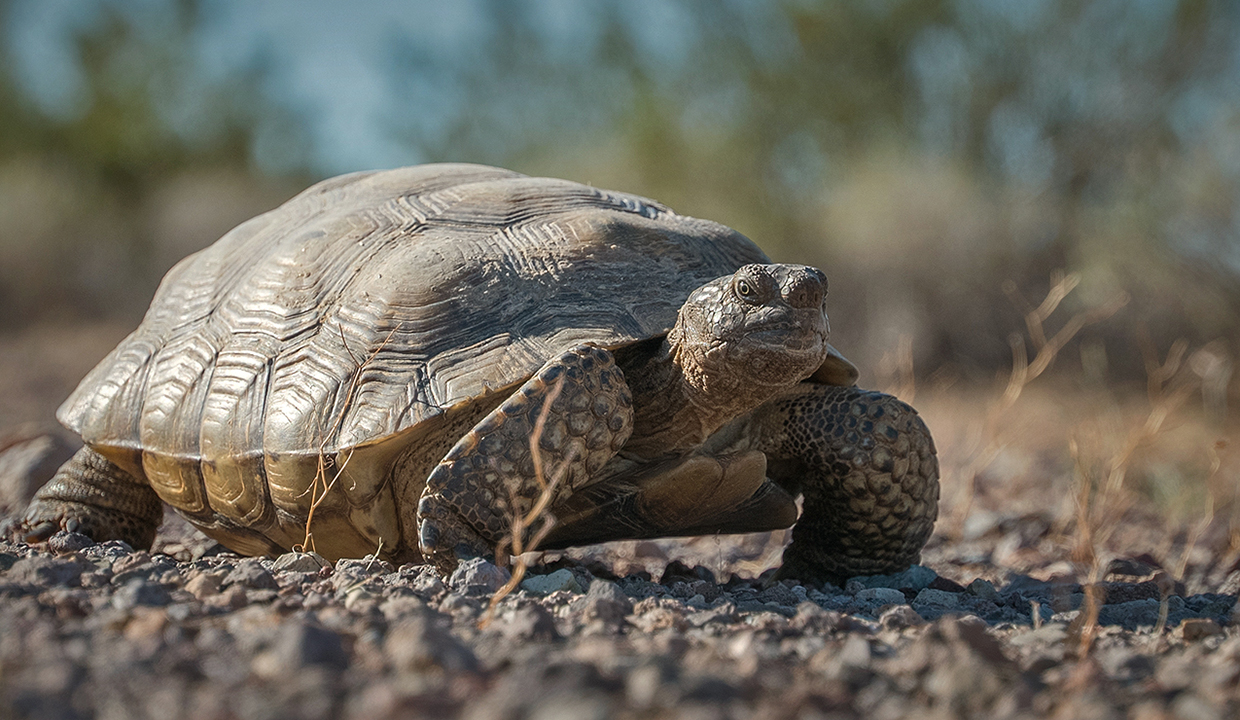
[296,324,401,554]
[480,379,578,627]
[951,272,1128,534]
[879,333,918,402]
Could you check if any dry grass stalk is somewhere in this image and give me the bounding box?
[1153,571,1175,637]
[1101,340,1196,497]
[296,325,400,555]
[878,333,917,402]
[480,378,578,628]
[1059,336,1225,652]
[1068,581,1105,657]
[1066,433,1106,656]
[1069,340,1210,563]
[297,448,356,555]
[950,272,1128,534]
[1067,437,1097,568]
[1174,440,1223,581]
[366,537,384,572]
[1061,339,1201,652]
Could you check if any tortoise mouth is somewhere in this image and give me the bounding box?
[748,328,826,351]
[742,314,829,353]
[713,326,828,387]
[733,324,830,374]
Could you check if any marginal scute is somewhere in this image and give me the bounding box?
[202,452,272,528]
[141,449,209,516]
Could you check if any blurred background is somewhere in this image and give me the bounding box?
[2,0,1239,573]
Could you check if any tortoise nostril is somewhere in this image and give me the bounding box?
[784,268,826,310]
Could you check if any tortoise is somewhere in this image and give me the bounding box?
[17,163,938,582]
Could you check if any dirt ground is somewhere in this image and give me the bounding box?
[1,324,1238,719]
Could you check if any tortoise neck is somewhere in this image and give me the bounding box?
[616,336,769,458]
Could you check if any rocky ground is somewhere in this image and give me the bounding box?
[3,327,1239,719]
[1,504,1238,720]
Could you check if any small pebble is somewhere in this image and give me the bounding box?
[1180,618,1223,642]
[448,558,511,596]
[855,587,906,605]
[271,551,330,573]
[271,620,349,670]
[1010,623,1069,647]
[967,578,1000,601]
[501,604,559,642]
[880,604,926,630]
[184,571,224,599]
[47,531,94,554]
[111,578,172,609]
[8,555,91,586]
[386,616,477,673]
[223,559,278,590]
[913,588,961,609]
[521,568,582,596]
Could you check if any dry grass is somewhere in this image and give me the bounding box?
[1061,338,1232,650]
[1067,341,1203,567]
[901,269,1237,652]
[945,270,1129,538]
[296,325,400,556]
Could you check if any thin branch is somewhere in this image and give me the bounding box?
[297,324,401,553]
[480,377,581,628]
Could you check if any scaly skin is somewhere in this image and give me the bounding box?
[19,446,164,550]
[756,384,940,584]
[417,345,634,572]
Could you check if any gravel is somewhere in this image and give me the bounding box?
[0,426,1232,711]
[0,511,1237,720]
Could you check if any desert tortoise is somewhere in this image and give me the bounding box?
[18,164,938,582]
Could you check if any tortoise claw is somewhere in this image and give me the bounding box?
[417,496,494,573]
[418,516,440,551]
[23,520,58,544]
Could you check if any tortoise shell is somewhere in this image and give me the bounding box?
[58,164,772,559]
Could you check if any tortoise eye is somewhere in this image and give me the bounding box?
[732,265,771,303]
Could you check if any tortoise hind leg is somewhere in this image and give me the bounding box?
[417,345,634,572]
[753,384,939,585]
[17,446,163,550]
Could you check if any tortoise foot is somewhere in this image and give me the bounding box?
[19,500,145,549]
[416,495,494,573]
[756,385,940,584]
[15,447,163,551]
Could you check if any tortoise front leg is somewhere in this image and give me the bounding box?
[753,384,939,585]
[417,345,634,572]
[17,446,164,550]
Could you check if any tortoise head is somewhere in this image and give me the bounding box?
[668,263,832,396]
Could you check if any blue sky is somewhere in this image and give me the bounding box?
[2,0,711,174]
[6,0,495,172]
